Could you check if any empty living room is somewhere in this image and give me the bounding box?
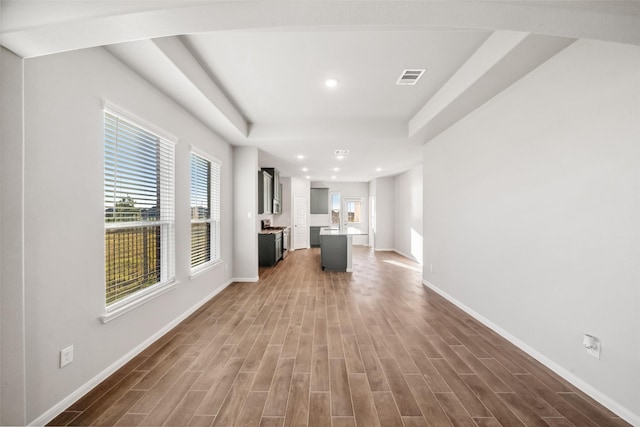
[1,1,639,426]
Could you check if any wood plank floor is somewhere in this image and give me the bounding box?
[49,248,628,426]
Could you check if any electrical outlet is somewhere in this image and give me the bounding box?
[429,264,434,273]
[587,344,601,359]
[583,334,601,359]
[60,345,74,368]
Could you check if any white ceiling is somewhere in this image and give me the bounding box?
[182,30,490,122]
[3,1,639,181]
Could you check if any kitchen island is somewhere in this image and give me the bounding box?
[319,227,367,272]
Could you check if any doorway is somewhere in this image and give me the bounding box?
[293,195,307,249]
[369,195,375,248]
[343,197,365,236]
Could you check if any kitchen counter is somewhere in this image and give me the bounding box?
[259,229,283,235]
[319,226,367,236]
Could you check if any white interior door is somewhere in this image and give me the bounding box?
[293,195,307,249]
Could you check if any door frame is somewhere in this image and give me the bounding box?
[342,196,365,234]
[369,195,375,248]
[293,194,307,250]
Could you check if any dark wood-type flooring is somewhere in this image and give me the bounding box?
[50,248,628,426]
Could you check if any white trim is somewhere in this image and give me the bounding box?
[31,279,234,426]
[101,279,178,323]
[189,145,222,166]
[232,276,259,283]
[189,260,223,280]
[421,279,640,427]
[103,101,178,144]
[105,220,172,230]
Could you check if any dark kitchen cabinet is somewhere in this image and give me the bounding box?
[258,170,273,214]
[310,188,329,214]
[259,231,283,266]
[310,226,322,247]
[259,168,281,214]
[320,234,348,271]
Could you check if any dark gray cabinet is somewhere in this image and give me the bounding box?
[310,226,322,247]
[259,168,281,214]
[258,170,273,214]
[275,183,282,214]
[310,188,329,214]
[320,234,348,271]
[259,231,283,266]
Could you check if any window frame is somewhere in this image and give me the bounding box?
[189,148,222,278]
[102,103,178,323]
[330,192,341,227]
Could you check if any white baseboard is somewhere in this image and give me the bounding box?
[232,276,259,283]
[30,279,234,426]
[422,280,640,427]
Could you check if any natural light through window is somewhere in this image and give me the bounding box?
[104,110,175,306]
[383,259,422,273]
[411,228,423,264]
[190,152,221,271]
[331,192,340,226]
[347,199,362,223]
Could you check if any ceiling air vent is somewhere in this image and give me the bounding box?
[396,69,426,85]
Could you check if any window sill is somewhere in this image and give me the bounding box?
[100,280,179,324]
[190,260,223,280]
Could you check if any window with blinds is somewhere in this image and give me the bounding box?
[104,110,175,306]
[190,152,221,270]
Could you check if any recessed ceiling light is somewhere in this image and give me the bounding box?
[301,167,308,172]
[376,167,382,172]
[331,176,336,179]
[325,78,339,88]
[337,155,344,160]
[333,167,340,172]
[297,154,304,160]
[305,175,310,179]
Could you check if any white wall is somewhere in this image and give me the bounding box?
[422,39,640,423]
[372,177,395,250]
[233,146,259,280]
[21,47,234,423]
[393,165,423,263]
[0,47,27,426]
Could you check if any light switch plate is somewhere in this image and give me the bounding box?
[60,345,74,368]
[586,342,601,359]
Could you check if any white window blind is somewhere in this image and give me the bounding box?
[104,110,175,306]
[190,152,221,269]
